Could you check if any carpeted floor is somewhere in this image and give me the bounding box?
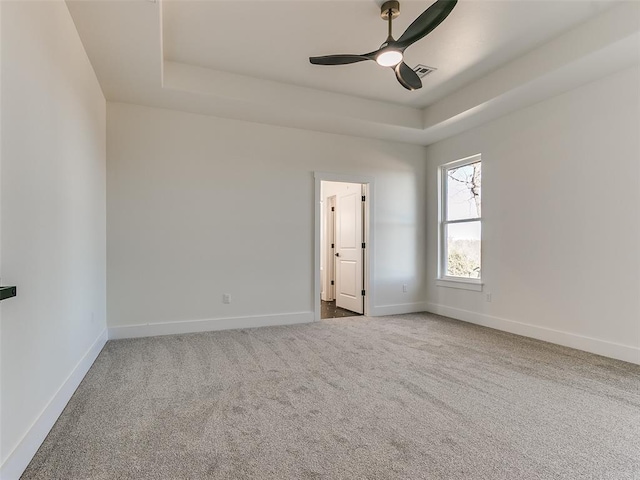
[22,313,640,479]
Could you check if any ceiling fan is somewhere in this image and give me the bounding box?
[309,0,457,91]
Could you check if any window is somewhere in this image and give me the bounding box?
[438,155,482,289]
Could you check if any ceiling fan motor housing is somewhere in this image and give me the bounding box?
[380,1,400,20]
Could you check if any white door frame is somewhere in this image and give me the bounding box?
[314,172,374,321]
[323,195,336,301]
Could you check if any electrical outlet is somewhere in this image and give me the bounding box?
[402,284,408,293]
[222,293,231,304]
[485,293,492,303]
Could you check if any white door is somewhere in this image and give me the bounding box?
[335,188,364,314]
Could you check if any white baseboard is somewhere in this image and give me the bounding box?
[425,302,640,365]
[370,302,428,317]
[108,311,315,340]
[0,328,108,480]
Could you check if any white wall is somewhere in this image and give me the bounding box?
[425,66,640,364]
[107,102,427,337]
[0,1,107,477]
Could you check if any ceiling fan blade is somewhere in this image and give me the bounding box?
[309,54,372,65]
[394,62,422,91]
[396,0,457,49]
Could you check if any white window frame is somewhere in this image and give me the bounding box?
[437,154,483,291]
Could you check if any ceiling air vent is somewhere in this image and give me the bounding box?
[412,64,437,78]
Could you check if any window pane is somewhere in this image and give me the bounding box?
[446,221,481,278]
[446,161,481,221]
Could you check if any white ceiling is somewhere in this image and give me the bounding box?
[66,0,639,144]
[162,0,615,107]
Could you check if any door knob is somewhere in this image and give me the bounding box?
[335,253,340,257]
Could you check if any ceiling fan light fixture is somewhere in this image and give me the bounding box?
[376,49,403,67]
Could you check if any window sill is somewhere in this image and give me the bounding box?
[436,278,483,292]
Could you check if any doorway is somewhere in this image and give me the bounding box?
[317,177,370,319]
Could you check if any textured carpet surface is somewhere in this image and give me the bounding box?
[22,313,640,479]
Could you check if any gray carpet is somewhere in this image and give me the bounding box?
[22,313,640,479]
